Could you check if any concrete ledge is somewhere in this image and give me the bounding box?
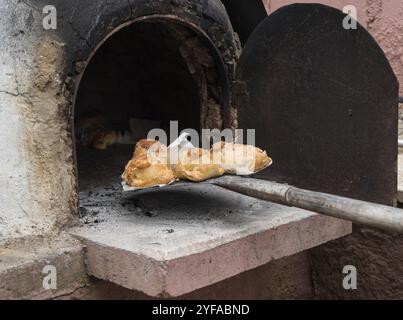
[71,184,351,297]
[0,234,87,299]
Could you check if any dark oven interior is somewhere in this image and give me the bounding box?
[74,18,225,216]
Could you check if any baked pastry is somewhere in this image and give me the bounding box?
[174,148,225,182]
[211,142,272,175]
[122,140,176,188]
[92,130,118,150]
[76,112,118,150]
[132,139,163,157]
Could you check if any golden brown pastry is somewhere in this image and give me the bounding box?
[76,112,118,150]
[174,148,225,182]
[122,140,176,188]
[75,111,108,131]
[92,130,118,150]
[211,142,272,175]
[132,139,162,157]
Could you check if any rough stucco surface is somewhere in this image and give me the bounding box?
[0,234,87,300]
[365,0,403,98]
[263,0,403,299]
[0,1,78,243]
[311,226,403,299]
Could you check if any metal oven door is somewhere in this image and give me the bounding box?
[233,3,399,206]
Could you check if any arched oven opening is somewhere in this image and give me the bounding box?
[73,17,227,212]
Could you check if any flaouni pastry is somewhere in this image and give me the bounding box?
[122,139,176,188]
[173,147,225,182]
[75,111,118,150]
[122,135,273,190]
[210,141,273,175]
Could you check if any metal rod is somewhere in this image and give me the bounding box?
[210,176,403,233]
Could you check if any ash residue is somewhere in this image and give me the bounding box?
[78,183,159,225]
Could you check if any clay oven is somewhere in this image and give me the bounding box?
[0,0,399,300]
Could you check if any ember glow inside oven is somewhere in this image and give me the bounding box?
[74,18,226,204]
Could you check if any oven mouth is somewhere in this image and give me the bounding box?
[72,15,228,212]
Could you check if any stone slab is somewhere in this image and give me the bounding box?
[71,184,351,297]
[0,234,87,299]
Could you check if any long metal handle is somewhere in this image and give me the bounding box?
[210,176,403,233]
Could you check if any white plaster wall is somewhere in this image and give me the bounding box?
[0,1,77,243]
[0,2,42,241]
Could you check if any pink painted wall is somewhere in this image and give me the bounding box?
[262,0,403,96]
